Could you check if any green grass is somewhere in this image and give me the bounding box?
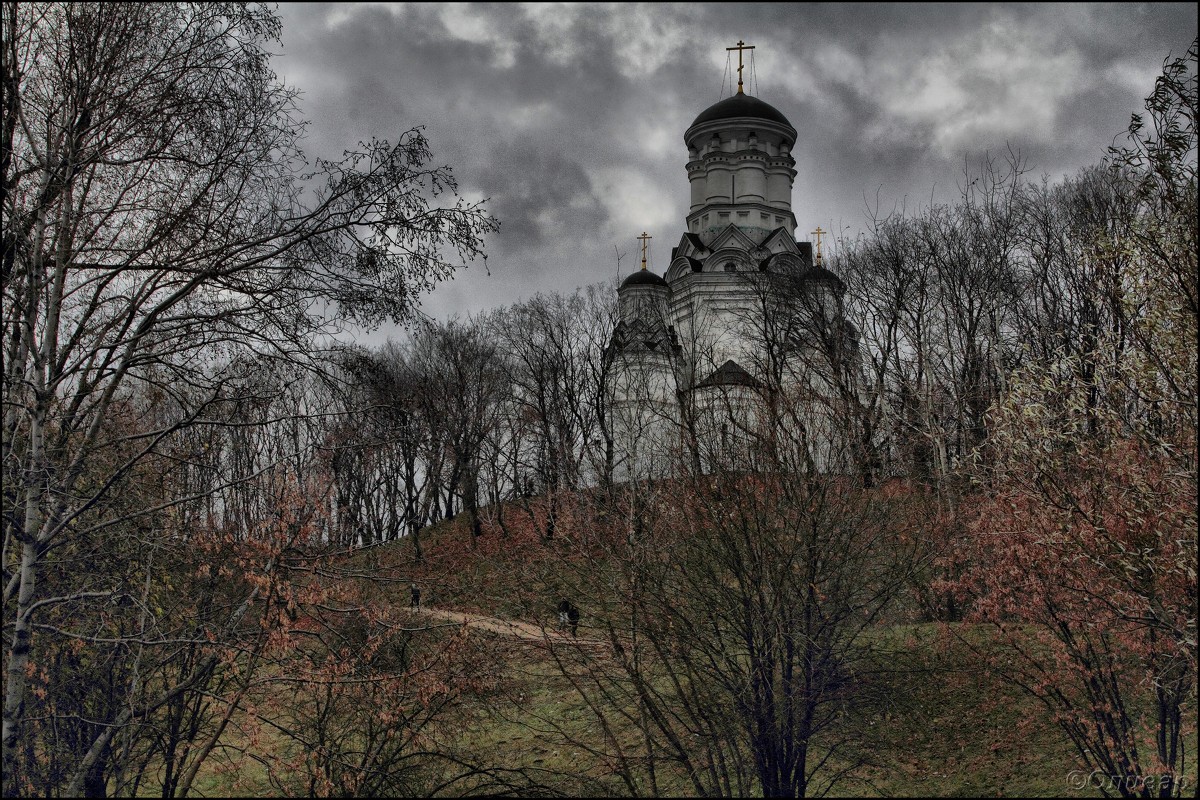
[161,506,1197,797]
[846,624,1085,797]
[392,509,1197,796]
[163,616,1195,797]
[440,623,1091,798]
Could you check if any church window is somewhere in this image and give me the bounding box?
[724,262,736,272]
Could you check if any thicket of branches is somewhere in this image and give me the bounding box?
[2,2,1194,796]
[2,3,503,796]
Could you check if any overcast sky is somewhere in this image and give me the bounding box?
[272,2,1197,341]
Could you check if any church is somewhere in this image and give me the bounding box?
[608,42,859,481]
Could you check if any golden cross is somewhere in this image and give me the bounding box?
[637,231,652,270]
[726,40,755,94]
[811,226,826,266]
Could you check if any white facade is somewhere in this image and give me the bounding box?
[609,89,857,481]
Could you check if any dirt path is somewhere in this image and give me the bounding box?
[415,607,604,648]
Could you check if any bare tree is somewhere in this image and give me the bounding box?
[1,3,495,793]
[495,290,614,538]
[406,317,510,543]
[541,406,928,797]
[946,41,1196,798]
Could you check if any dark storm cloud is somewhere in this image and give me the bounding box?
[473,141,609,265]
[272,2,1196,332]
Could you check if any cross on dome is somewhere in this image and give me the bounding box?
[726,40,756,94]
[811,226,827,266]
[637,231,652,270]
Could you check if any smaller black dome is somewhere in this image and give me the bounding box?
[799,264,845,292]
[690,92,792,129]
[620,270,668,289]
[800,265,842,283]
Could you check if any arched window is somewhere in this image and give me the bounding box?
[724,262,736,273]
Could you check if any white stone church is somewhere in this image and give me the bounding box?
[608,57,859,481]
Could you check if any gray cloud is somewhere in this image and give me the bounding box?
[273,2,1197,332]
[473,141,610,262]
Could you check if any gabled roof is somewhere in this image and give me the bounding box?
[705,224,760,255]
[673,232,709,262]
[759,227,802,256]
[682,232,707,253]
[694,359,761,389]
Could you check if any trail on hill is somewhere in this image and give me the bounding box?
[415,607,604,648]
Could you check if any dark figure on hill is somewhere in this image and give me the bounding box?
[557,599,571,631]
[567,604,580,638]
[410,584,421,611]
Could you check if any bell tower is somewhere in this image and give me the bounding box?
[682,84,798,245]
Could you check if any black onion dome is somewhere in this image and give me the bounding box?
[620,270,668,289]
[800,265,842,282]
[690,93,792,128]
[800,264,845,291]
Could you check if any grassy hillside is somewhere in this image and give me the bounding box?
[350,497,1181,797]
[182,492,1194,797]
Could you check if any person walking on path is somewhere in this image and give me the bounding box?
[557,599,570,631]
[411,583,421,612]
[567,603,580,638]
